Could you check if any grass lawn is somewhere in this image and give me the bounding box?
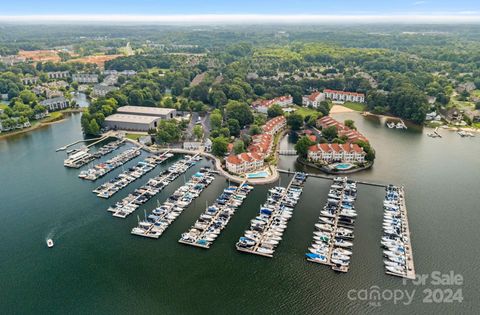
[470,89,480,98]
[342,102,367,111]
[292,106,320,119]
[125,133,143,140]
[473,122,480,129]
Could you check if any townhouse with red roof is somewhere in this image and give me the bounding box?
[307,143,366,164]
[225,116,286,175]
[251,95,293,114]
[302,90,326,107]
[316,116,368,143]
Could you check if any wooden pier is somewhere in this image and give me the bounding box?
[385,186,416,280]
[236,173,303,258]
[179,180,248,249]
[306,178,357,273]
[278,169,386,188]
[112,153,197,218]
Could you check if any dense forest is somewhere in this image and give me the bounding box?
[1,24,480,135]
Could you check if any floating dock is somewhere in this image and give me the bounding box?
[110,154,198,218]
[278,169,386,188]
[92,151,173,198]
[79,147,141,181]
[179,181,252,249]
[305,177,358,273]
[383,186,415,280]
[236,172,307,258]
[131,165,215,237]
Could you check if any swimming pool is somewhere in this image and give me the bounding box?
[333,163,354,170]
[246,171,269,178]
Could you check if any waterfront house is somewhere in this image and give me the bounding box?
[307,143,366,164]
[252,95,293,113]
[262,116,286,135]
[40,96,69,111]
[302,90,325,107]
[225,152,264,175]
[317,116,368,143]
[204,138,212,152]
[323,89,365,103]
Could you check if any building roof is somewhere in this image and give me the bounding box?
[104,114,159,124]
[117,106,176,116]
[324,89,365,97]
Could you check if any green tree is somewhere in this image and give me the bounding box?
[355,140,375,162]
[89,119,100,135]
[210,111,223,130]
[287,113,303,130]
[208,90,227,108]
[225,101,253,126]
[155,120,181,145]
[211,137,229,156]
[267,104,283,118]
[295,136,315,158]
[249,124,262,135]
[193,124,203,140]
[227,118,241,137]
[344,119,356,130]
[322,126,338,141]
[233,140,245,154]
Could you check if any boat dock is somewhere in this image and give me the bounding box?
[78,147,142,181]
[305,177,358,273]
[278,169,386,188]
[109,154,199,218]
[178,181,253,249]
[56,135,109,152]
[236,172,307,258]
[382,186,415,280]
[63,138,126,168]
[131,166,215,237]
[92,151,174,198]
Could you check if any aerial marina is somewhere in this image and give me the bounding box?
[235,172,307,257]
[305,177,358,273]
[63,138,125,168]
[92,151,173,199]
[382,185,416,279]
[108,154,199,218]
[78,147,142,181]
[179,181,253,248]
[131,166,215,237]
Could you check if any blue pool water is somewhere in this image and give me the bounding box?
[246,171,269,178]
[334,163,354,170]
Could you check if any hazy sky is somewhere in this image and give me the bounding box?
[0,0,479,23]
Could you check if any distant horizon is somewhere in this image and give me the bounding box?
[1,14,480,25]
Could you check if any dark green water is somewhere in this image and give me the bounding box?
[0,113,479,314]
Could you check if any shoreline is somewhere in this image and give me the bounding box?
[297,156,373,174]
[0,109,82,140]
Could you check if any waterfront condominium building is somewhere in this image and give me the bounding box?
[302,90,326,107]
[323,89,365,103]
[251,95,293,113]
[316,116,368,143]
[307,143,366,163]
[225,116,286,175]
[225,152,265,174]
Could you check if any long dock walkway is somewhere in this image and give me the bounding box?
[236,172,306,258]
[178,181,252,249]
[383,186,415,279]
[305,177,358,273]
[131,166,214,238]
[278,169,386,188]
[93,151,172,198]
[110,154,198,218]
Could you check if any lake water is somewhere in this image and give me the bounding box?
[0,113,478,314]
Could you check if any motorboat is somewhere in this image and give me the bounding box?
[46,239,54,248]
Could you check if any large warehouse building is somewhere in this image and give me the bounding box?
[104,106,177,132]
